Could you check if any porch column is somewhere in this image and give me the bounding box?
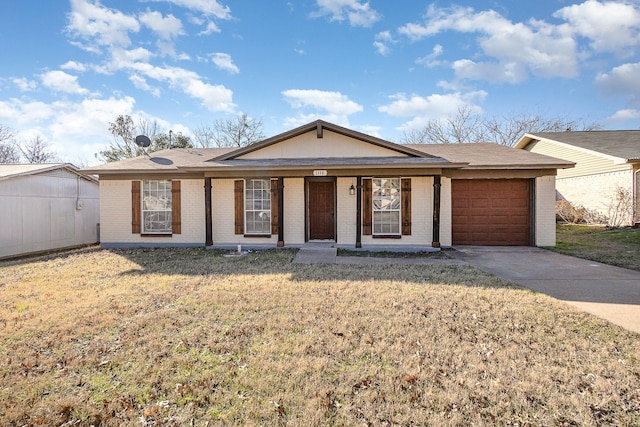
[432,176,441,248]
[356,176,362,248]
[277,177,284,247]
[205,177,213,246]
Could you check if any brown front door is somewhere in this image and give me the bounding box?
[308,180,336,240]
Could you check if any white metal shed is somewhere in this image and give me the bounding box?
[0,163,100,259]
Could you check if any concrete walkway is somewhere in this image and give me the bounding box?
[293,245,466,265]
[452,246,640,334]
[293,244,640,334]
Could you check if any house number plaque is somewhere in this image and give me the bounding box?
[313,170,328,176]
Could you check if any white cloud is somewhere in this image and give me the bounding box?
[211,52,239,74]
[40,70,89,95]
[554,0,640,55]
[198,21,221,35]
[129,62,235,112]
[129,74,161,97]
[378,91,487,131]
[109,47,155,68]
[312,0,381,27]
[61,61,87,72]
[282,89,363,127]
[12,77,37,92]
[596,62,640,103]
[283,89,363,115]
[452,59,528,84]
[374,31,394,55]
[66,0,140,50]
[139,10,183,40]
[0,95,136,164]
[148,0,232,20]
[607,108,640,122]
[416,44,443,68]
[398,4,578,83]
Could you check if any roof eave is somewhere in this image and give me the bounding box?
[183,161,469,173]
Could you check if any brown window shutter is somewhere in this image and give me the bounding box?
[362,178,372,235]
[401,178,411,235]
[234,180,244,235]
[131,181,141,234]
[171,180,181,234]
[270,179,278,235]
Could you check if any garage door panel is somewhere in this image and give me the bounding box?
[452,179,531,246]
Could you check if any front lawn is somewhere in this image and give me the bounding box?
[0,248,638,426]
[551,224,640,271]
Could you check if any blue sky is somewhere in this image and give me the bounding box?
[1,0,639,165]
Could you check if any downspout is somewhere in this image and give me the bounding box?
[634,168,640,226]
[205,178,213,246]
[277,177,284,247]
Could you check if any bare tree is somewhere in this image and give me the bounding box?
[403,106,486,144]
[402,108,601,146]
[194,113,265,148]
[0,124,20,164]
[17,136,57,163]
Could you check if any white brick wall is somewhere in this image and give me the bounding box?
[284,178,305,244]
[336,178,357,245]
[557,171,634,226]
[535,176,556,247]
[100,179,204,246]
[101,174,558,249]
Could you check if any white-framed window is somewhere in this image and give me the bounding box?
[245,179,271,234]
[142,179,172,234]
[372,177,401,235]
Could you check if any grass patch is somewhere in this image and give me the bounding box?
[1,247,639,426]
[550,224,640,271]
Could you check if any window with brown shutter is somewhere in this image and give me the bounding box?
[401,178,411,235]
[234,180,244,235]
[171,180,181,234]
[132,181,141,234]
[362,178,372,235]
[270,178,278,235]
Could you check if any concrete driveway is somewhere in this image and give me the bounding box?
[453,246,640,334]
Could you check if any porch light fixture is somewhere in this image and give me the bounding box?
[349,184,356,195]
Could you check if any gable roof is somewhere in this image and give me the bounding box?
[82,121,574,176]
[515,130,640,163]
[212,120,432,161]
[0,163,98,182]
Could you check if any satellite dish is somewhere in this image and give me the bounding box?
[135,135,151,148]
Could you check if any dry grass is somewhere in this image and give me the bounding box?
[552,224,640,271]
[1,247,639,426]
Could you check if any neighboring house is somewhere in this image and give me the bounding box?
[82,120,573,249]
[0,163,100,259]
[516,131,640,226]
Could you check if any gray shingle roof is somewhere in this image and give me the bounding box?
[405,143,574,169]
[527,130,640,161]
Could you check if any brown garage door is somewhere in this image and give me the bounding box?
[452,179,531,246]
